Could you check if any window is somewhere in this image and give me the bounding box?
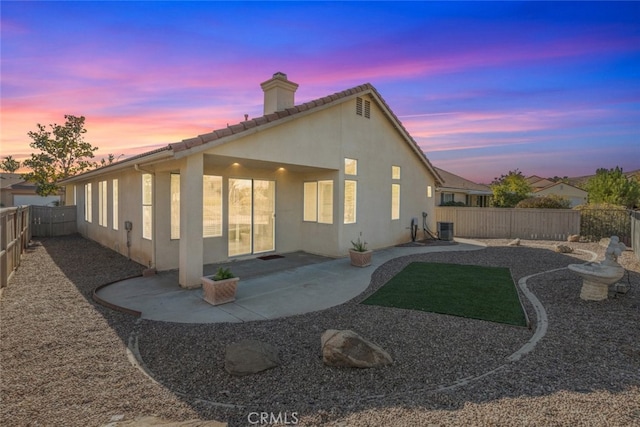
[304,180,333,224]
[344,180,357,224]
[142,174,152,240]
[392,166,401,180]
[345,158,357,175]
[84,183,92,223]
[98,180,107,227]
[318,180,333,224]
[303,182,318,222]
[170,174,180,239]
[112,180,119,230]
[391,184,400,220]
[441,193,454,205]
[203,175,223,237]
[427,185,433,198]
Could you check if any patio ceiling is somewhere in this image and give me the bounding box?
[203,153,338,174]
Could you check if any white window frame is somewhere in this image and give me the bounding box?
[344,180,357,224]
[203,175,223,238]
[345,158,358,176]
[392,184,400,220]
[142,174,153,240]
[84,183,92,223]
[170,174,180,240]
[392,165,401,180]
[98,180,107,227]
[318,180,333,224]
[112,179,119,230]
[303,182,318,222]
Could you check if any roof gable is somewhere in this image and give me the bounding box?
[171,83,442,184]
[61,82,443,185]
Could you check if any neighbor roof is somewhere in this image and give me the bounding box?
[60,83,443,185]
[434,167,492,194]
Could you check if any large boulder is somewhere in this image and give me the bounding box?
[321,329,393,368]
[224,339,280,376]
[554,244,573,253]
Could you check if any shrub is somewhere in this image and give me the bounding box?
[516,196,571,209]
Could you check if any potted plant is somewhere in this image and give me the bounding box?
[349,237,372,267]
[202,267,239,306]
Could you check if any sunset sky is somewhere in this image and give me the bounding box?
[2,1,639,183]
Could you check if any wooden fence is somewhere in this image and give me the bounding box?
[1,206,31,288]
[30,205,77,237]
[435,207,580,240]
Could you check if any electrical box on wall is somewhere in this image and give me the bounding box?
[124,221,132,231]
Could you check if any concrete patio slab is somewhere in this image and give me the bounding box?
[95,240,484,323]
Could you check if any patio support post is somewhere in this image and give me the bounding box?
[179,153,204,288]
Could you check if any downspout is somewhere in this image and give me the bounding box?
[134,164,156,271]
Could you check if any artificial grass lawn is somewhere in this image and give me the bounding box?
[362,262,528,327]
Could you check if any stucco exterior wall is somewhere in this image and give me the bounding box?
[73,168,153,268]
[65,93,438,272]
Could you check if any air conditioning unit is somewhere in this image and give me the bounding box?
[437,222,454,241]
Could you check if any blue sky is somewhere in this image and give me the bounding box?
[2,1,639,182]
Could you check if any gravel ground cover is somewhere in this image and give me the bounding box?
[2,235,639,426]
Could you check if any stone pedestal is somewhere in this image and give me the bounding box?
[579,279,610,301]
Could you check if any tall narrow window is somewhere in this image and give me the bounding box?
[318,180,333,224]
[392,184,400,220]
[303,182,318,222]
[98,180,107,227]
[142,174,153,240]
[427,185,433,198]
[170,174,180,239]
[112,179,119,230]
[203,175,223,237]
[84,183,92,223]
[344,180,357,224]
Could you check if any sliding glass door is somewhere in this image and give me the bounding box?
[228,179,275,257]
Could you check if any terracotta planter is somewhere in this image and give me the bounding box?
[201,276,239,306]
[349,249,372,267]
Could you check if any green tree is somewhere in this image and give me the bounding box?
[490,169,532,207]
[22,115,98,198]
[0,156,21,173]
[585,166,640,208]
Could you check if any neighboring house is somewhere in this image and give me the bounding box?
[434,167,492,207]
[524,175,587,207]
[0,173,61,207]
[525,175,555,190]
[60,73,443,288]
[532,181,587,207]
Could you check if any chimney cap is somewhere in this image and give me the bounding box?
[273,71,287,79]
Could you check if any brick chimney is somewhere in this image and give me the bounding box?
[260,72,299,115]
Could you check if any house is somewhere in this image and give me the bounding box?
[434,167,492,207]
[60,73,443,288]
[1,173,61,207]
[524,175,587,207]
[532,181,587,207]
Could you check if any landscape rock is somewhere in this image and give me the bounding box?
[508,238,521,246]
[321,329,393,368]
[224,339,280,376]
[599,237,611,247]
[554,244,573,253]
[567,234,580,242]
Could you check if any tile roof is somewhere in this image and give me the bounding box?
[61,82,443,185]
[169,83,374,152]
